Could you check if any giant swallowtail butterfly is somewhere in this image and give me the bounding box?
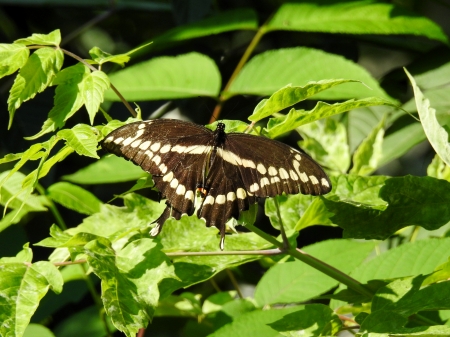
[101,119,331,249]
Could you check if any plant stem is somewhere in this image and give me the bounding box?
[209,25,267,123]
[35,183,67,230]
[245,223,374,298]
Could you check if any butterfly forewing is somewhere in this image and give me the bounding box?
[102,119,332,248]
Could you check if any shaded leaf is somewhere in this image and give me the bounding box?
[0,43,29,79]
[104,52,221,101]
[47,182,102,215]
[227,47,392,100]
[58,124,99,159]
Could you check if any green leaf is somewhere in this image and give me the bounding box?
[158,216,271,297]
[348,105,386,153]
[264,97,397,139]
[149,9,257,50]
[350,238,450,283]
[47,182,102,215]
[35,224,98,248]
[26,63,88,140]
[0,261,63,337]
[58,124,100,159]
[88,46,130,66]
[379,122,426,167]
[0,43,29,79]
[0,171,47,211]
[326,176,450,240]
[24,323,56,337]
[104,52,221,101]
[81,70,110,124]
[428,154,450,181]
[297,118,351,174]
[254,239,376,306]
[350,115,386,175]
[85,238,176,337]
[267,2,448,43]
[208,304,340,337]
[7,47,64,128]
[37,146,74,180]
[14,29,61,46]
[249,80,360,121]
[70,193,164,240]
[405,68,450,166]
[227,47,392,100]
[0,243,33,263]
[63,155,147,184]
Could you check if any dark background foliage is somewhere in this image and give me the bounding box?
[1,1,450,336]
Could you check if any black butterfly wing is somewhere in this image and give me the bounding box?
[102,119,216,232]
[223,132,332,197]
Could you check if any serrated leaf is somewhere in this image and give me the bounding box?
[227,47,392,100]
[0,261,63,337]
[69,193,164,240]
[14,29,61,46]
[249,80,360,121]
[265,97,397,139]
[254,239,376,306]
[104,52,221,101]
[158,216,271,297]
[350,115,386,175]
[63,155,147,184]
[326,176,450,239]
[85,238,176,337]
[58,124,99,159]
[27,63,88,140]
[47,182,102,215]
[0,43,29,79]
[267,2,448,43]
[81,70,110,124]
[405,68,450,166]
[7,47,64,128]
[208,304,340,337]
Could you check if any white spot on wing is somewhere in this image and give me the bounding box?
[227,192,236,201]
[105,136,113,143]
[159,163,168,174]
[279,168,289,179]
[171,145,186,153]
[242,159,256,168]
[176,184,186,195]
[260,177,270,187]
[139,140,151,150]
[268,166,278,176]
[185,190,194,201]
[145,150,154,159]
[309,175,319,185]
[138,123,146,129]
[150,142,161,152]
[249,183,260,192]
[113,137,124,144]
[131,139,142,148]
[295,154,302,161]
[160,144,171,153]
[270,177,280,184]
[217,148,242,165]
[257,164,267,175]
[300,172,309,182]
[289,170,299,181]
[152,155,161,165]
[163,171,174,182]
[170,178,179,189]
[237,188,246,199]
[204,195,215,205]
[185,145,210,154]
[321,178,330,188]
[216,195,226,204]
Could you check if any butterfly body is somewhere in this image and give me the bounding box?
[102,119,331,249]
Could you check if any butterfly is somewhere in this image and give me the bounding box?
[102,119,332,249]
